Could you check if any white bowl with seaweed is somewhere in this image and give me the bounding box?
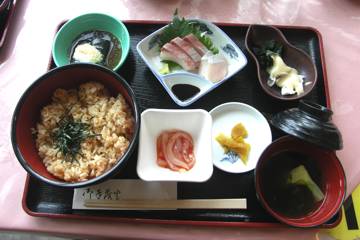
[136,12,247,107]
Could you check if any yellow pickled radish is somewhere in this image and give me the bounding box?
[215,129,251,165]
[231,122,248,141]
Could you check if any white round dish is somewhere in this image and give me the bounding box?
[210,102,272,173]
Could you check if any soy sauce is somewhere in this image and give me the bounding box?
[70,30,121,69]
[261,151,322,218]
[171,84,200,101]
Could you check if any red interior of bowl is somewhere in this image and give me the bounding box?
[255,135,346,227]
[13,64,136,183]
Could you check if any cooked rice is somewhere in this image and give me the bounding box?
[35,82,134,182]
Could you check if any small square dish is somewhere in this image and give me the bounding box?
[136,16,247,107]
[137,109,213,182]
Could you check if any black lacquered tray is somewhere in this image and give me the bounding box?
[22,21,341,228]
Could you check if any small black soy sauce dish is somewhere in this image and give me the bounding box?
[270,100,343,150]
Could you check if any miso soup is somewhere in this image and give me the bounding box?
[261,151,323,218]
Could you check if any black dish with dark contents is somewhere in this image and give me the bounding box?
[70,30,122,69]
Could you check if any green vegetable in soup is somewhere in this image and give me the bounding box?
[287,165,325,202]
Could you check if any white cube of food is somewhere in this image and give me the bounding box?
[199,52,228,83]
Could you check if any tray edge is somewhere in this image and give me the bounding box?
[21,20,340,229]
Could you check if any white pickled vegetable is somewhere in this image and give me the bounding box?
[268,55,293,81]
[267,54,305,95]
[277,69,304,95]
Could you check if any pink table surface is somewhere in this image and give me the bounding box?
[0,0,359,239]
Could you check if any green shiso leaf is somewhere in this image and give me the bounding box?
[195,31,219,54]
[158,9,219,55]
[187,20,213,34]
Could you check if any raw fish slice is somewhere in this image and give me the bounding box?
[172,135,193,165]
[156,133,169,168]
[160,131,182,171]
[187,154,196,169]
[160,43,198,71]
[183,34,208,56]
[171,37,201,65]
[156,130,196,172]
[165,132,191,170]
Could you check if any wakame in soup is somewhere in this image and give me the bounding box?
[261,151,323,218]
